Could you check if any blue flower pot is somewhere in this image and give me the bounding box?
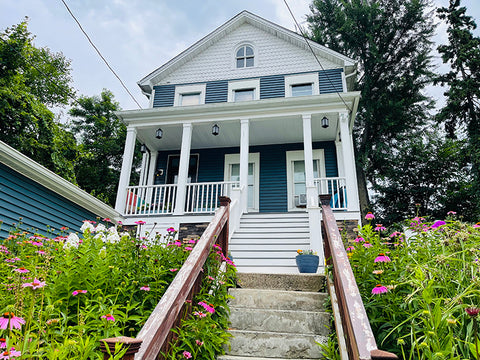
[295,254,319,273]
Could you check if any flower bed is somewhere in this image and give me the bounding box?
[0,220,236,359]
[345,213,480,359]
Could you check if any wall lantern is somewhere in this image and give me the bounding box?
[140,144,147,153]
[321,116,329,129]
[155,128,163,139]
[212,124,220,136]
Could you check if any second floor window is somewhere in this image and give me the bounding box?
[180,92,201,106]
[234,88,255,102]
[291,83,313,97]
[236,45,254,68]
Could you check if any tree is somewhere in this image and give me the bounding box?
[0,20,77,182]
[307,0,436,220]
[69,90,139,206]
[435,0,480,220]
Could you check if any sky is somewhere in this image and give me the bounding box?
[1,0,479,117]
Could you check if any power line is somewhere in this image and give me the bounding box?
[60,0,143,109]
[282,0,352,112]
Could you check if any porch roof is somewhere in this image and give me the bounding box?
[116,91,360,152]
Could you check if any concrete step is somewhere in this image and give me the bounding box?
[218,356,319,360]
[236,273,325,292]
[228,288,328,311]
[227,329,326,359]
[229,307,330,335]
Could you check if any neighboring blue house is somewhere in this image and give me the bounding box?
[0,141,123,239]
[114,11,361,273]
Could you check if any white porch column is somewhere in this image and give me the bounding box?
[339,111,360,212]
[302,114,323,262]
[115,126,137,213]
[173,123,192,215]
[139,152,148,186]
[240,119,250,214]
[147,151,158,186]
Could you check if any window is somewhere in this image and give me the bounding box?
[180,93,201,106]
[291,83,313,97]
[236,45,254,68]
[234,88,255,102]
[285,73,319,97]
[174,84,206,106]
[228,79,260,102]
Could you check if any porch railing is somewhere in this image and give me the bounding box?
[100,197,231,359]
[124,181,239,216]
[314,177,347,210]
[185,181,238,213]
[320,194,398,360]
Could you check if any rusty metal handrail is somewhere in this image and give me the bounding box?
[99,196,231,360]
[320,194,398,360]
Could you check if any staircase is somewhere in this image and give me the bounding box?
[219,273,329,360]
[229,213,311,273]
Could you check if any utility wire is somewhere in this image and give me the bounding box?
[283,0,352,112]
[60,0,143,109]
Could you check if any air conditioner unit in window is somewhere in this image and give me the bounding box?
[295,193,307,207]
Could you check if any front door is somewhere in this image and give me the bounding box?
[224,153,259,211]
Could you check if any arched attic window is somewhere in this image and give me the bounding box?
[236,44,254,68]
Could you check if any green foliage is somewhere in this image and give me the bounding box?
[435,0,480,220]
[0,20,78,182]
[347,214,480,358]
[0,221,236,359]
[68,90,140,206]
[307,0,437,218]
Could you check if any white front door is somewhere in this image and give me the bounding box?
[224,153,259,211]
[286,150,325,211]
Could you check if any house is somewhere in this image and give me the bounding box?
[0,140,123,239]
[114,10,361,273]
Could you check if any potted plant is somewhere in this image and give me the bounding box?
[295,249,319,273]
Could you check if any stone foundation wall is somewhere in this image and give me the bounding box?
[335,219,359,240]
[178,222,209,241]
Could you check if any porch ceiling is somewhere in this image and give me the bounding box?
[116,92,359,152]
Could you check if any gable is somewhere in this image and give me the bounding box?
[156,22,340,86]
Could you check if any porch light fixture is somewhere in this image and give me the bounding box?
[321,116,329,129]
[140,144,147,153]
[155,128,163,139]
[212,123,219,136]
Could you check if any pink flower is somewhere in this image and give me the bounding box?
[466,307,480,318]
[198,301,215,314]
[447,211,456,215]
[363,242,373,248]
[374,224,386,232]
[0,338,5,349]
[193,311,207,318]
[167,227,175,232]
[354,237,364,242]
[431,220,446,229]
[101,314,115,322]
[174,241,182,246]
[135,221,146,225]
[346,246,355,252]
[372,285,388,295]
[389,231,401,238]
[22,278,46,289]
[474,222,480,228]
[365,212,375,220]
[185,247,193,251]
[72,290,87,296]
[0,347,21,359]
[0,313,25,330]
[140,286,150,291]
[4,258,20,263]
[37,250,46,255]
[169,268,178,272]
[183,351,192,359]
[208,276,215,281]
[188,239,197,244]
[13,267,29,273]
[374,253,391,263]
[103,218,111,222]
[195,340,204,346]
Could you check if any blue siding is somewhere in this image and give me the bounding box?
[153,85,175,107]
[0,163,97,239]
[319,68,344,94]
[260,75,285,99]
[154,142,338,213]
[205,81,228,104]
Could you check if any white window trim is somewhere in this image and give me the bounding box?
[233,43,257,69]
[228,79,260,102]
[173,84,206,106]
[224,153,260,211]
[286,149,325,211]
[284,73,319,97]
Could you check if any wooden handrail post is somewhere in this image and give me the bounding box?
[218,196,230,257]
[99,336,142,360]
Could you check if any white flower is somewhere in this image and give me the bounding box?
[107,226,117,234]
[64,233,80,249]
[94,232,106,242]
[80,221,95,233]
[94,223,107,233]
[106,232,120,244]
[120,232,130,239]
